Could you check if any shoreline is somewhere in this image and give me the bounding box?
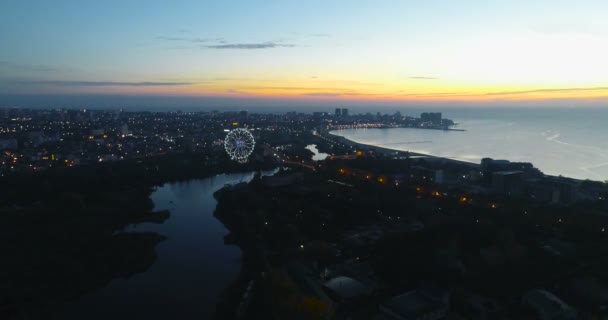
[325,128,480,168]
[213,181,270,320]
[327,123,466,132]
[326,128,594,183]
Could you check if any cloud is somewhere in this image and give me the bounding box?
[204,42,296,49]
[302,92,346,97]
[409,76,438,80]
[14,80,197,87]
[318,80,384,86]
[481,87,608,96]
[243,86,345,91]
[239,84,385,94]
[225,88,251,95]
[395,87,608,99]
[0,61,56,72]
[398,91,472,97]
[157,35,296,50]
[311,33,330,37]
[301,91,385,97]
[156,36,211,43]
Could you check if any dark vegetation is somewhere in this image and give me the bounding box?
[213,156,608,319]
[0,151,275,319]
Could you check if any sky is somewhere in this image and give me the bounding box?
[1,0,608,108]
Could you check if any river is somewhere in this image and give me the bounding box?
[59,170,277,320]
[306,144,329,161]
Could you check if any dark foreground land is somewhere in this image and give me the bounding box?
[2,109,608,319]
[0,151,275,319]
[214,153,608,320]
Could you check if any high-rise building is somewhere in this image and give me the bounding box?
[335,108,342,117]
[420,112,442,123]
[341,108,349,117]
[239,110,249,122]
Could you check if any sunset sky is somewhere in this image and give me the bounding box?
[1,0,608,107]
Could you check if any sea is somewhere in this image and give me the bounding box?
[330,107,608,182]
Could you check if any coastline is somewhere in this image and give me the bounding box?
[327,123,465,132]
[212,181,269,320]
[325,128,480,168]
[326,128,594,183]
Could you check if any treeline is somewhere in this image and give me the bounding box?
[0,151,274,319]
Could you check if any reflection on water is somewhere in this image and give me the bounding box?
[60,169,277,320]
[306,144,329,161]
[332,114,608,181]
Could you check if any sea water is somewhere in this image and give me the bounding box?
[331,107,608,181]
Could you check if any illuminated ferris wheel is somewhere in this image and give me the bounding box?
[224,128,255,163]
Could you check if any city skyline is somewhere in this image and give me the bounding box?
[2,0,608,107]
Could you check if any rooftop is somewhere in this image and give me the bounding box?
[322,276,368,302]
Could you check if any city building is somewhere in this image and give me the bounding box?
[545,177,576,203]
[341,108,349,117]
[321,261,379,292]
[420,112,442,123]
[239,110,248,122]
[491,171,523,196]
[335,108,342,117]
[481,158,543,184]
[529,182,561,203]
[480,158,511,172]
[322,276,369,304]
[313,112,328,119]
[411,166,444,184]
[529,178,577,204]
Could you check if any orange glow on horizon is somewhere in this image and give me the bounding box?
[31,79,608,103]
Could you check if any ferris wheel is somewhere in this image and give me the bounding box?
[224,128,255,163]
